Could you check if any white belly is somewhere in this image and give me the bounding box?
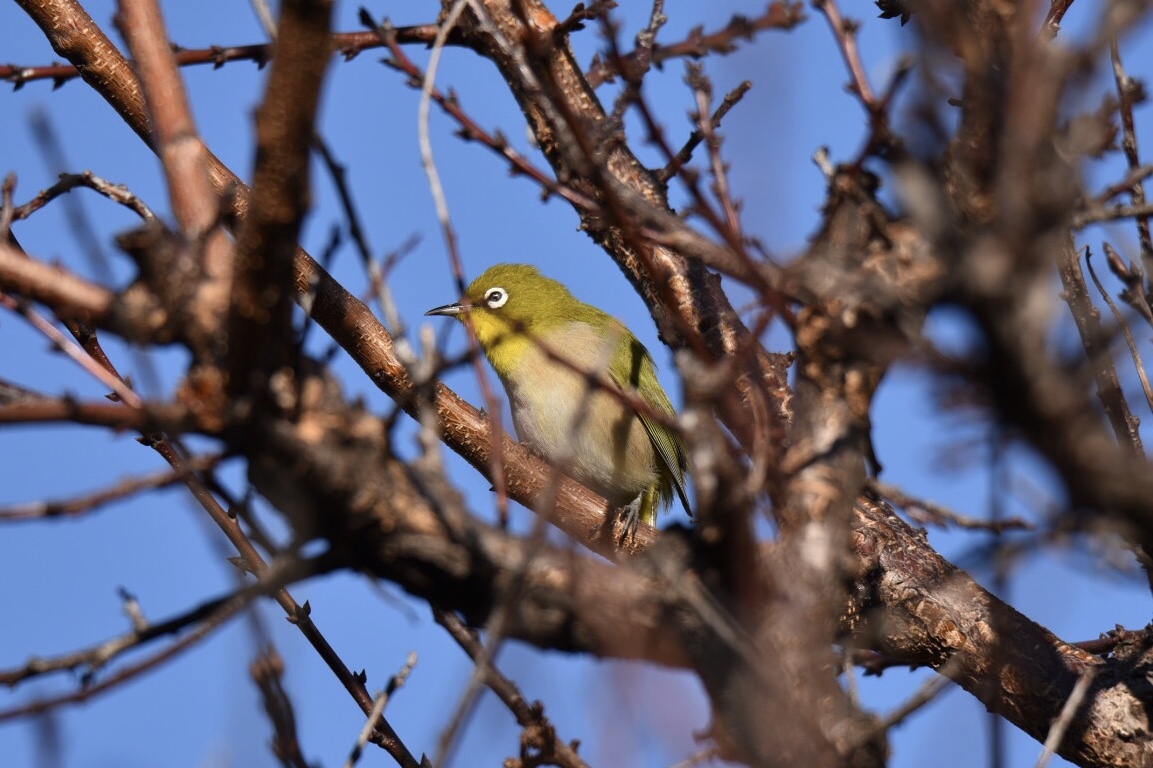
[500,324,656,506]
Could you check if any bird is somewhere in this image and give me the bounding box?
[426,263,691,530]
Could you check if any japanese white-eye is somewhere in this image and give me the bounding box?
[426,263,691,527]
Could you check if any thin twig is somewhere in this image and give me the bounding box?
[369,14,598,214]
[344,652,418,768]
[0,28,445,89]
[1110,39,1153,308]
[686,63,742,238]
[0,603,241,722]
[555,0,616,37]
[0,173,17,237]
[1034,666,1098,768]
[1085,250,1153,415]
[1102,242,1153,327]
[586,3,805,88]
[14,170,156,223]
[870,479,1033,532]
[1055,242,1144,453]
[1090,163,1153,206]
[21,120,167,396]
[0,453,223,521]
[658,80,750,184]
[599,17,768,296]
[251,645,311,768]
[813,0,875,107]
[0,556,303,694]
[1041,0,1077,40]
[434,609,589,768]
[0,292,143,407]
[369,6,514,527]
[878,673,953,730]
[815,0,909,168]
[1075,200,1153,228]
[606,0,667,128]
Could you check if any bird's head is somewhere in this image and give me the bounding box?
[425,264,587,358]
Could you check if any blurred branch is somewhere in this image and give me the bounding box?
[1055,242,1144,452]
[870,479,1033,532]
[1074,199,1153,228]
[0,398,191,430]
[1088,163,1153,206]
[0,241,116,326]
[117,0,220,245]
[0,377,48,405]
[686,64,743,242]
[876,673,953,731]
[251,646,312,768]
[1042,0,1078,40]
[1109,39,1153,303]
[814,0,875,107]
[226,0,333,404]
[0,453,223,521]
[0,291,142,406]
[433,608,589,768]
[1084,249,1153,417]
[343,652,417,768]
[0,557,309,716]
[9,6,418,761]
[118,0,233,361]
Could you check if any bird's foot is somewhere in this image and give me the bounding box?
[617,499,642,543]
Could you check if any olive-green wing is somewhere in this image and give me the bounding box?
[609,331,693,517]
[635,407,693,516]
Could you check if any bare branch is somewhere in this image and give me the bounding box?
[252,646,312,768]
[0,28,446,89]
[227,0,334,402]
[434,609,589,768]
[0,453,223,521]
[586,2,806,88]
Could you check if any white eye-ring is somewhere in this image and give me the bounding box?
[483,286,508,308]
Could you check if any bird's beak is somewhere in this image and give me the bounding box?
[425,301,466,317]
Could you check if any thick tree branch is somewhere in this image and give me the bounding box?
[228,0,333,403]
[851,496,1153,766]
[117,0,233,359]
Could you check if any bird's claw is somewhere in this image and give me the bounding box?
[618,499,642,543]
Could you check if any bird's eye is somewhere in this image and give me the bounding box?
[484,287,508,308]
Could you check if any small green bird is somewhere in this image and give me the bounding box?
[426,263,691,528]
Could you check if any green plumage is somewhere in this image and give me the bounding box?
[426,264,691,526]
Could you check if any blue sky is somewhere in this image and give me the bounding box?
[2,2,1152,767]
